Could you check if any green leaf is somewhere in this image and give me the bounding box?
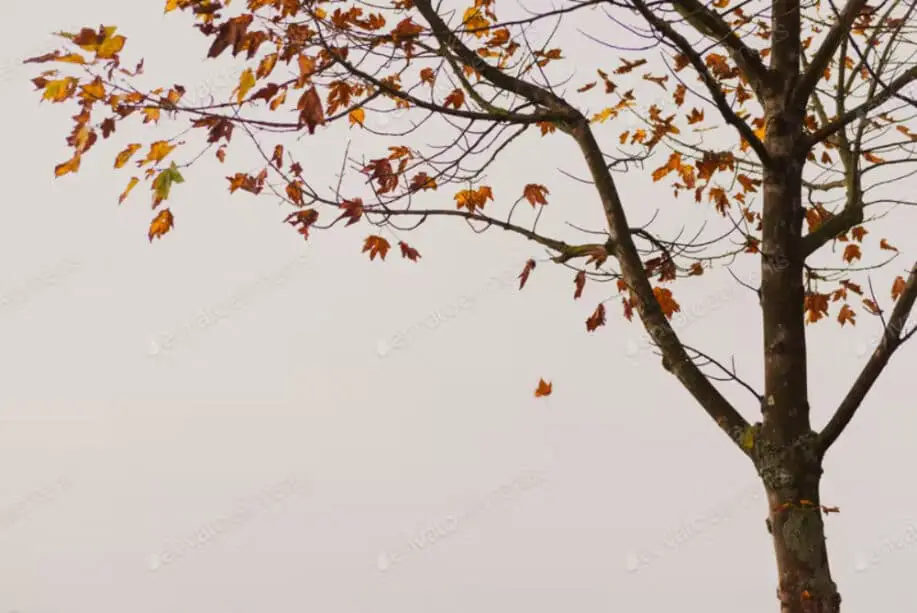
[152,162,184,205]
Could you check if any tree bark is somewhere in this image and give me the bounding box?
[755,435,841,613]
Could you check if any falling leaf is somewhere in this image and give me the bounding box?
[518,259,536,289]
[148,208,174,242]
[534,378,553,397]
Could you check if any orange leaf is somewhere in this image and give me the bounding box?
[891,276,906,301]
[54,153,81,177]
[362,235,390,261]
[879,238,898,252]
[534,378,553,397]
[842,244,862,263]
[837,304,856,326]
[148,209,174,242]
[653,287,681,319]
[118,177,139,204]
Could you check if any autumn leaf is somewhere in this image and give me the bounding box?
[114,143,142,168]
[235,68,256,103]
[573,270,586,299]
[139,141,177,166]
[151,162,184,206]
[362,235,390,261]
[348,107,366,127]
[534,378,553,397]
[879,238,898,252]
[891,276,906,301]
[523,184,549,206]
[586,302,606,331]
[518,258,536,289]
[119,177,139,204]
[399,241,421,261]
[148,208,174,242]
[837,304,856,326]
[41,77,78,103]
[842,244,862,263]
[653,287,681,319]
[54,153,81,177]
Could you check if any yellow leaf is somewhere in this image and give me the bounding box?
[140,140,177,166]
[142,107,161,124]
[42,77,78,103]
[256,53,278,79]
[235,68,256,103]
[349,108,365,127]
[97,33,126,59]
[54,153,81,177]
[79,77,106,101]
[119,177,139,204]
[114,143,142,168]
[148,209,174,242]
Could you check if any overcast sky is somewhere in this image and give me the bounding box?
[2,1,916,612]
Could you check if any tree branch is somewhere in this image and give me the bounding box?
[791,0,869,111]
[803,65,917,150]
[629,0,772,166]
[670,0,771,101]
[816,262,917,456]
[571,118,753,453]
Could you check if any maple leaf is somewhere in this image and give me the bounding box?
[285,209,319,239]
[297,87,326,134]
[837,304,856,326]
[863,298,881,315]
[523,184,549,206]
[573,270,586,299]
[851,226,868,242]
[842,244,862,263]
[399,241,421,261]
[151,162,184,206]
[148,208,174,242]
[335,198,364,226]
[653,287,681,319]
[891,276,907,301]
[362,235,391,261]
[349,108,366,127]
[518,258,536,289]
[586,302,606,331]
[805,293,830,323]
[534,378,553,397]
[139,141,177,166]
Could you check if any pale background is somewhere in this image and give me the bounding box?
[1,1,916,612]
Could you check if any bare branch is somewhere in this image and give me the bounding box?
[817,262,917,456]
[792,0,870,110]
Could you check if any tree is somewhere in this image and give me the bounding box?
[23,0,917,610]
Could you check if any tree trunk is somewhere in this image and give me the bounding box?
[757,438,841,613]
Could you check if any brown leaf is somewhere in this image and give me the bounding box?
[522,183,549,206]
[518,258,536,289]
[399,241,421,261]
[573,270,586,299]
[586,302,606,331]
[534,378,553,397]
[891,276,906,301]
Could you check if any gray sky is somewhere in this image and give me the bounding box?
[2,1,916,612]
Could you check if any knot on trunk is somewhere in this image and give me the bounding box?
[753,430,820,491]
